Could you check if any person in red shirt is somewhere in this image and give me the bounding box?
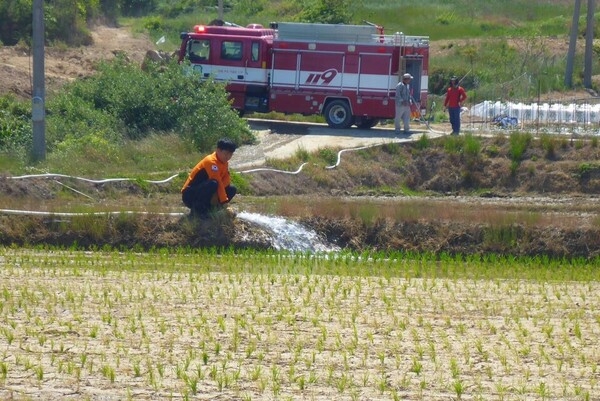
[181,138,237,217]
[444,76,467,135]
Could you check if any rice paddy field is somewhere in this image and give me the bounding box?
[0,248,599,400]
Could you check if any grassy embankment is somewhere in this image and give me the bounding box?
[1,0,599,253]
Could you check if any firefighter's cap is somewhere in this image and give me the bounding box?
[402,73,413,79]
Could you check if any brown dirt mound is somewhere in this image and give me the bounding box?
[0,26,155,99]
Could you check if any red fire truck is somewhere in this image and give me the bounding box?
[178,20,429,129]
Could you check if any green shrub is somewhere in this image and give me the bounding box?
[463,134,481,159]
[0,95,31,154]
[58,57,181,139]
[317,148,337,165]
[539,134,556,159]
[121,0,158,17]
[442,133,481,168]
[173,71,254,152]
[577,163,600,179]
[143,16,163,31]
[44,0,96,46]
[47,57,253,154]
[46,93,123,151]
[293,147,310,162]
[414,134,431,150]
[443,135,462,154]
[509,132,532,162]
[382,142,402,155]
[485,144,500,157]
[298,0,352,24]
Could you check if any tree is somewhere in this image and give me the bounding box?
[298,0,352,24]
[0,0,33,45]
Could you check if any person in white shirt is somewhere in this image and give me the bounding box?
[395,73,413,134]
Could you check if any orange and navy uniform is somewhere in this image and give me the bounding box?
[181,152,231,204]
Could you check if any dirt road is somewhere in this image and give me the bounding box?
[232,119,447,170]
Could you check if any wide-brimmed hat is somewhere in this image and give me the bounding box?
[402,73,413,79]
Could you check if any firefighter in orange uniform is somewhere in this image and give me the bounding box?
[181,138,237,216]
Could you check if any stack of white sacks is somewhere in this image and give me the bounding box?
[470,100,600,125]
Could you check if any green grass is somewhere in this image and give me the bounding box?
[139,0,575,45]
[360,0,572,39]
[4,133,200,178]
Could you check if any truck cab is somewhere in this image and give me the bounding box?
[179,23,274,113]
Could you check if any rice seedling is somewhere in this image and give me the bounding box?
[0,361,7,381]
[101,364,115,383]
[453,379,465,399]
[0,247,599,400]
[2,328,14,345]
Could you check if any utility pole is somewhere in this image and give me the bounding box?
[32,0,46,161]
[584,0,595,88]
[565,0,595,88]
[218,0,223,20]
[565,0,581,88]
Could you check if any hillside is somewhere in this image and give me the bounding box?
[0,24,590,102]
[0,26,154,100]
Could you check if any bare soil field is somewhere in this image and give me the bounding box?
[0,25,154,100]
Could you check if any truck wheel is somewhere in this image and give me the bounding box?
[356,118,379,129]
[324,100,353,129]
